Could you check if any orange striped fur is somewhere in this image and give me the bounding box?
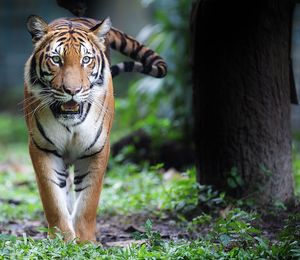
[24,15,166,243]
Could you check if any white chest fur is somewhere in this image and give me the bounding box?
[33,101,108,164]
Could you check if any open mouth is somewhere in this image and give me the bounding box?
[51,100,83,115]
[60,100,81,114]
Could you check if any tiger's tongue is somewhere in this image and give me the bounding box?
[61,100,79,112]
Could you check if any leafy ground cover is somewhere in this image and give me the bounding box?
[0,113,300,259]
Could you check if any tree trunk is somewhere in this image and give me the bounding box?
[191,0,295,205]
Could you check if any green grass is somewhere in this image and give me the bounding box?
[293,143,300,195]
[0,113,300,259]
[101,163,200,216]
[0,218,300,259]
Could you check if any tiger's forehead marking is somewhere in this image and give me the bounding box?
[47,22,94,56]
[51,21,90,36]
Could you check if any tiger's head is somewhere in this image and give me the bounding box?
[25,15,111,123]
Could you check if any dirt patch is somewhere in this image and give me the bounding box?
[0,210,296,246]
[98,213,190,245]
[0,213,190,244]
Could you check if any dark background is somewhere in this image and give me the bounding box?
[1,0,300,131]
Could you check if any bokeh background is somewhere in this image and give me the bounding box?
[1,1,300,131]
[1,0,300,183]
[0,2,300,254]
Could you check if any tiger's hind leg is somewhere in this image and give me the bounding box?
[29,143,76,241]
[72,144,110,243]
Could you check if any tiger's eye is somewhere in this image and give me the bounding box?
[51,55,61,64]
[82,56,91,64]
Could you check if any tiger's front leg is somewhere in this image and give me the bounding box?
[29,142,76,241]
[72,143,110,243]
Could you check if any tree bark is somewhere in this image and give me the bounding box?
[191,0,295,205]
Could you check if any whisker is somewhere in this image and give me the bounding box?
[24,96,53,120]
[21,92,54,112]
[51,89,64,95]
[87,95,112,121]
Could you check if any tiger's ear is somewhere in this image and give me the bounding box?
[26,15,48,43]
[90,17,111,40]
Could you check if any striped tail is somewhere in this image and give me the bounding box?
[108,28,167,78]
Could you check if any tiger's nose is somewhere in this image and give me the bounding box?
[63,85,82,95]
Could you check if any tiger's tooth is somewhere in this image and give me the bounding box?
[60,104,80,112]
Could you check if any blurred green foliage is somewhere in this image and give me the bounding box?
[0,114,27,145]
[293,143,300,195]
[113,0,192,142]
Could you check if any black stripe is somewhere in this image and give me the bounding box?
[77,37,85,43]
[85,121,104,152]
[79,143,106,160]
[140,50,154,64]
[35,116,55,145]
[74,31,85,38]
[39,77,50,88]
[95,76,104,86]
[57,177,66,182]
[130,44,144,60]
[93,54,100,79]
[90,60,96,74]
[65,126,71,133]
[38,52,46,79]
[30,57,37,85]
[54,169,68,178]
[123,61,135,72]
[57,41,65,47]
[100,51,106,77]
[119,34,127,52]
[36,80,48,89]
[39,90,51,95]
[110,40,116,49]
[72,103,91,126]
[57,37,67,42]
[60,123,71,133]
[55,25,69,29]
[41,71,52,77]
[75,185,90,193]
[148,55,163,66]
[74,172,90,185]
[110,65,120,77]
[57,31,68,37]
[45,61,52,72]
[157,66,164,78]
[129,41,137,59]
[142,65,152,74]
[34,34,55,54]
[32,138,62,158]
[50,179,66,188]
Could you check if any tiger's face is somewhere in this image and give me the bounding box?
[25,16,111,122]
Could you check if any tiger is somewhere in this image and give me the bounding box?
[24,15,167,243]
